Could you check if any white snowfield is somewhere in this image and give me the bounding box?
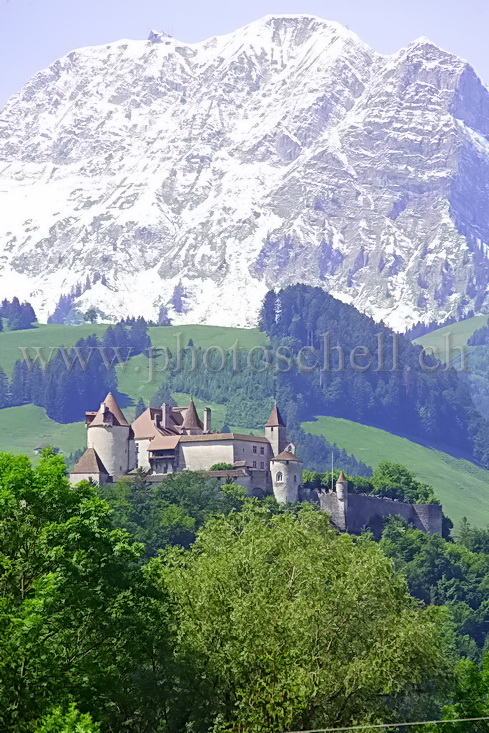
[0,14,488,329]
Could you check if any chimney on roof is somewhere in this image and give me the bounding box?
[203,407,211,432]
[161,403,171,429]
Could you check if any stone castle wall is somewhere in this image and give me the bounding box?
[319,491,442,535]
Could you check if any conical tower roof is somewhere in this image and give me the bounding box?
[272,450,302,463]
[266,404,285,427]
[337,471,347,483]
[90,392,129,427]
[71,448,109,474]
[182,399,202,429]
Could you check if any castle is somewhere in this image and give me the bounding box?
[70,393,442,535]
[70,394,303,501]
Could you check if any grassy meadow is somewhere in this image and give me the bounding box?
[2,319,489,528]
[303,415,489,527]
[414,315,489,363]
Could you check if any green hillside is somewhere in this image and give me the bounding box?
[0,323,109,376]
[117,325,266,404]
[414,315,489,363]
[0,405,86,458]
[303,415,489,528]
[0,323,265,378]
[147,324,265,351]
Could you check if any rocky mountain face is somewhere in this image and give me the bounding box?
[1,14,489,329]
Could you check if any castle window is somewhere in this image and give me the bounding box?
[294,475,297,482]
[253,460,257,468]
[253,446,257,453]
[276,471,283,482]
[260,461,264,469]
[260,446,265,454]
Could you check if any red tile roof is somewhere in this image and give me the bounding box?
[72,448,109,474]
[132,404,203,439]
[271,450,302,463]
[182,399,202,430]
[148,435,181,451]
[265,404,285,427]
[90,393,129,427]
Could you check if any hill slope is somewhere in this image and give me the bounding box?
[414,315,489,363]
[2,15,489,328]
[303,415,489,527]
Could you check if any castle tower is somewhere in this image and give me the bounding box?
[265,404,287,457]
[335,471,349,522]
[86,393,132,477]
[270,445,303,503]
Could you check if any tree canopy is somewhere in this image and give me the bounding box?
[0,450,173,732]
[160,502,449,733]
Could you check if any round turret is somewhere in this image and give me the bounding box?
[86,393,130,477]
[270,448,302,503]
[336,471,349,505]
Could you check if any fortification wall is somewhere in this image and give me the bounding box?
[346,494,415,533]
[319,492,443,535]
[411,503,443,535]
[347,494,442,535]
[319,492,347,530]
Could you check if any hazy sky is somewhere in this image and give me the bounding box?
[1,0,488,108]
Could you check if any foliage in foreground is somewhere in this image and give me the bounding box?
[2,450,487,733]
[380,516,489,661]
[160,503,449,733]
[0,450,172,732]
[99,469,247,557]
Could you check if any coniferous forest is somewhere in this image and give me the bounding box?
[4,286,489,474]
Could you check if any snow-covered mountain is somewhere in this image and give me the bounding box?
[1,14,489,329]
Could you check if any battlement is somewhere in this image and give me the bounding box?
[319,490,442,535]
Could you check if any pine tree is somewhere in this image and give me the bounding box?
[0,368,9,408]
[135,398,146,418]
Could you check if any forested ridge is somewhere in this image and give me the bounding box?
[259,286,489,468]
[2,286,489,475]
[154,286,489,472]
[5,319,150,421]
